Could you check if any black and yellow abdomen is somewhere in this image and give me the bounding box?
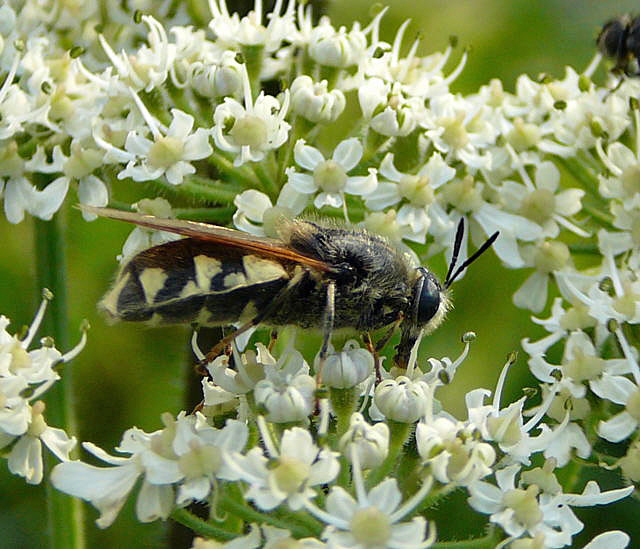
[100,238,291,326]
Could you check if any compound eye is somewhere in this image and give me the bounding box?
[416,270,442,325]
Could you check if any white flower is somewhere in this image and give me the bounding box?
[3,175,69,224]
[358,78,425,136]
[286,138,377,210]
[416,416,495,486]
[209,0,297,53]
[499,160,586,238]
[212,66,290,166]
[529,331,632,404]
[98,16,174,92]
[435,176,543,268]
[421,93,496,169]
[7,401,76,484]
[172,414,248,505]
[598,382,640,442]
[338,413,389,470]
[512,240,572,313]
[225,425,339,511]
[304,446,434,549]
[374,376,430,423]
[321,340,374,389]
[290,75,346,123]
[597,141,640,210]
[117,106,212,185]
[232,186,307,237]
[253,346,316,423]
[365,152,454,238]
[468,465,633,547]
[307,16,371,68]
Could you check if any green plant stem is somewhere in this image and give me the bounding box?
[174,206,235,223]
[34,212,86,549]
[208,153,262,188]
[219,494,316,538]
[171,508,237,541]
[431,529,500,549]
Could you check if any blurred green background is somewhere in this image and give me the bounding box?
[2,1,639,547]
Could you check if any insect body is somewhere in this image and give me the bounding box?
[87,206,497,368]
[597,14,640,75]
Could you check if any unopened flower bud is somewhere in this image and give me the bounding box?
[321,340,374,389]
[290,75,345,123]
[339,413,389,469]
[374,376,429,423]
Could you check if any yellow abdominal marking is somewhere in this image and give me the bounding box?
[194,255,223,289]
[223,271,248,289]
[139,268,168,304]
[101,272,131,316]
[179,280,200,298]
[242,255,287,284]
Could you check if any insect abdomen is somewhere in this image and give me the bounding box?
[100,238,290,326]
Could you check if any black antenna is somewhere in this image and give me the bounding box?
[444,218,465,287]
[445,224,499,289]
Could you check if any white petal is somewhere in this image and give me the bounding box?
[167,109,195,139]
[364,182,400,210]
[136,480,174,522]
[513,272,548,313]
[182,128,213,160]
[589,374,637,405]
[294,140,324,170]
[31,176,69,220]
[582,531,630,549]
[379,153,403,182]
[597,411,637,442]
[78,176,109,220]
[333,138,363,171]
[344,171,377,196]
[234,190,272,221]
[287,171,317,193]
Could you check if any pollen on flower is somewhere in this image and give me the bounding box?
[350,507,392,545]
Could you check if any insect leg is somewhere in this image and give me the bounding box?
[315,281,336,384]
[198,269,307,368]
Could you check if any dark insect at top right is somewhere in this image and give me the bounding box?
[597,14,640,75]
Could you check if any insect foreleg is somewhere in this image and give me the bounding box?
[198,269,307,369]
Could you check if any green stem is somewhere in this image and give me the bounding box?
[152,177,241,204]
[555,156,600,197]
[219,494,315,538]
[252,161,280,200]
[330,387,358,439]
[34,212,86,549]
[208,153,262,189]
[431,529,500,549]
[174,207,235,223]
[171,508,237,541]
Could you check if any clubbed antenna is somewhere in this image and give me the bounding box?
[444,219,499,289]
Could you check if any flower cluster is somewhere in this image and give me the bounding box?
[0,291,85,484]
[3,0,640,547]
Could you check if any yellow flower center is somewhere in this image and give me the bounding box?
[314,159,347,193]
[350,506,392,547]
[398,174,434,207]
[270,457,310,495]
[148,136,185,169]
[502,486,542,529]
[520,188,555,225]
[229,115,268,148]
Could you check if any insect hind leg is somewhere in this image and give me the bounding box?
[314,281,336,385]
[197,269,307,369]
